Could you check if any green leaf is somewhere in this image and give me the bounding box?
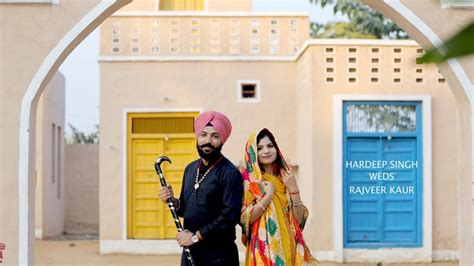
[417,22,474,64]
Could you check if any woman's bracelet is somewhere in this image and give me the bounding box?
[292,200,303,207]
[256,201,266,212]
[289,190,300,195]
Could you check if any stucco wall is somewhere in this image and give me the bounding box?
[0,0,129,263]
[35,72,66,239]
[65,144,99,235]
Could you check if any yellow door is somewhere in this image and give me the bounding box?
[127,112,198,239]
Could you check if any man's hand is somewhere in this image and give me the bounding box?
[159,185,174,203]
[176,230,194,247]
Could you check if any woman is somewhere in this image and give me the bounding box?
[240,128,317,265]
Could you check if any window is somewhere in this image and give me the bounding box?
[270,36,279,45]
[230,37,239,45]
[250,19,260,27]
[250,36,260,45]
[325,47,334,53]
[210,27,219,35]
[210,46,220,54]
[131,28,140,35]
[57,126,62,199]
[230,27,239,36]
[290,28,298,35]
[371,47,379,53]
[250,45,260,54]
[289,37,298,46]
[210,37,219,45]
[229,46,240,54]
[170,28,180,35]
[190,28,200,36]
[51,123,56,183]
[269,46,279,54]
[237,80,261,103]
[170,46,180,53]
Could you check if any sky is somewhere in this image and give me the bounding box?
[59,0,347,135]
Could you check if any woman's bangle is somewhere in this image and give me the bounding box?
[292,200,303,207]
[289,190,300,195]
[256,201,266,212]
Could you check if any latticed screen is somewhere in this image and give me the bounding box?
[132,117,195,134]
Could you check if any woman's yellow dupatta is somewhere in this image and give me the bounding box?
[240,131,317,265]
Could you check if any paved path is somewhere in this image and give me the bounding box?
[35,240,459,266]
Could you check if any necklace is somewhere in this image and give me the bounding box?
[194,156,224,190]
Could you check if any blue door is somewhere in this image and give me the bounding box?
[343,101,422,248]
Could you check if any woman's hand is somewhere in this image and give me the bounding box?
[281,168,299,193]
[260,180,275,197]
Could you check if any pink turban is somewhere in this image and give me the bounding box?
[195,111,232,144]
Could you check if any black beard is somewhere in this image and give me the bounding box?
[197,143,222,161]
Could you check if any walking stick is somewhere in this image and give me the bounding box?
[154,156,195,266]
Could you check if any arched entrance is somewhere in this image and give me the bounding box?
[14,0,472,264]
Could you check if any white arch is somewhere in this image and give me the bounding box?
[18,0,131,264]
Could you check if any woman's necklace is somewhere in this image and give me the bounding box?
[194,156,224,190]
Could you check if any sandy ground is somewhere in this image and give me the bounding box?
[35,240,459,266]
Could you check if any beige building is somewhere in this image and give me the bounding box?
[97,0,469,263]
[0,0,471,265]
[35,72,66,240]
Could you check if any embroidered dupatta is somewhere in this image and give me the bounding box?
[240,130,317,265]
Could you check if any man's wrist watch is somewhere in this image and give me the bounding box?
[191,233,199,243]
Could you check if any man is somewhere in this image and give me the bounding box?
[159,111,243,266]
